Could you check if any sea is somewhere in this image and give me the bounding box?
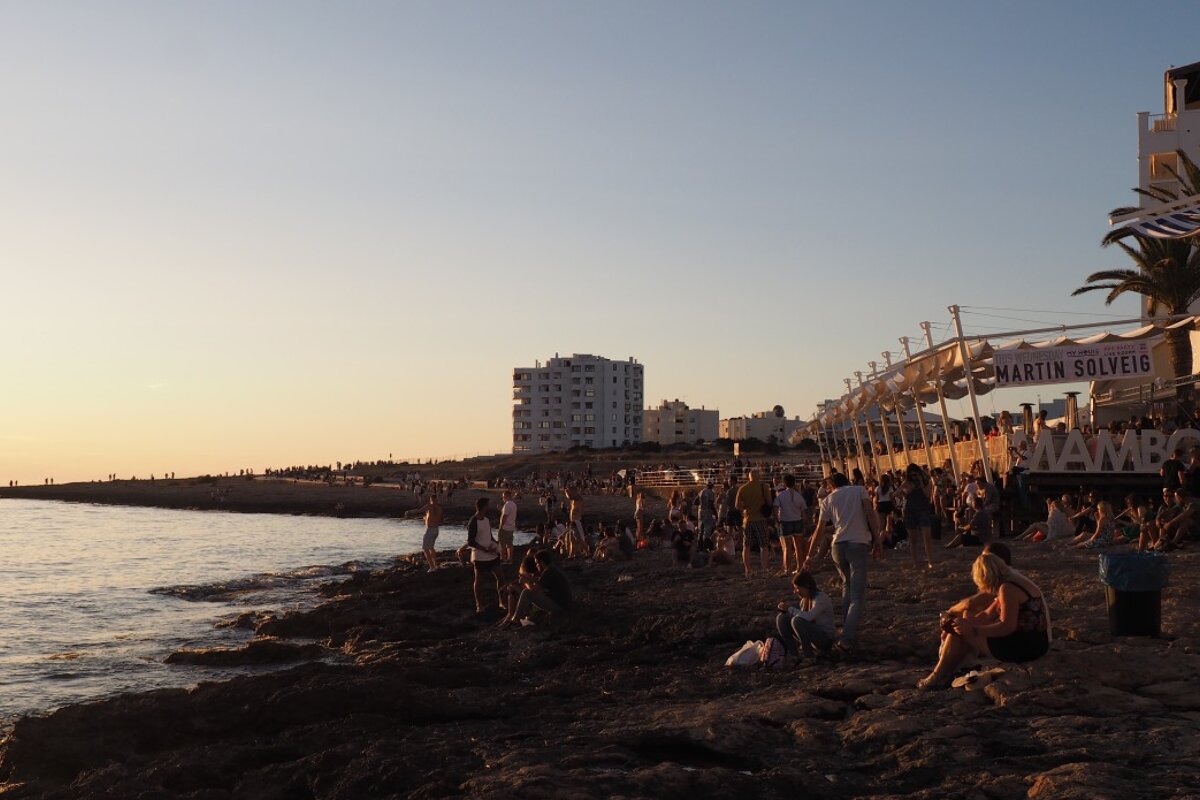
[0,498,473,730]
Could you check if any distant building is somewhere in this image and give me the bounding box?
[643,399,718,445]
[720,410,805,443]
[512,354,644,453]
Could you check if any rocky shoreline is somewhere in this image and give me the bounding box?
[0,478,646,527]
[2,537,1199,799]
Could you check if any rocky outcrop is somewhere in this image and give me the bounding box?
[2,543,1199,799]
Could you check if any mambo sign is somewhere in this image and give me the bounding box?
[993,341,1153,388]
[1012,430,1200,474]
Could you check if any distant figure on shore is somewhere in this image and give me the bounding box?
[498,490,518,563]
[466,497,502,614]
[564,482,587,558]
[410,493,445,572]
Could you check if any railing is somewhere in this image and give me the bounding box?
[1148,113,1177,133]
[1093,373,1200,408]
[638,463,824,489]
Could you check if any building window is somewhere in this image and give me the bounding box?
[584,377,593,385]
[584,389,594,397]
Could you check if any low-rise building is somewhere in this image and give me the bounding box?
[643,399,718,445]
[720,409,805,443]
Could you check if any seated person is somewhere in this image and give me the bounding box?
[500,550,540,615]
[1075,501,1118,549]
[1113,494,1148,544]
[944,542,1012,618]
[671,518,695,567]
[774,571,835,663]
[1069,491,1098,538]
[710,525,736,566]
[593,526,623,561]
[1018,497,1073,543]
[1156,488,1196,550]
[918,550,1050,690]
[498,550,572,629]
[945,497,990,548]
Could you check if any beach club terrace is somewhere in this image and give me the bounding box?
[804,305,1200,490]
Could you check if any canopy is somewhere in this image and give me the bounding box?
[813,316,1200,428]
[1110,195,1200,239]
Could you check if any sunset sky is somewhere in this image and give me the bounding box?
[4,1,1200,483]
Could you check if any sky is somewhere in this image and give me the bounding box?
[3,1,1200,483]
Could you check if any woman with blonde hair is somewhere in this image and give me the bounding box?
[917,552,1049,690]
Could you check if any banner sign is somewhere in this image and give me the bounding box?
[993,341,1153,387]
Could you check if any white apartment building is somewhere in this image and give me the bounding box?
[643,399,719,445]
[1137,61,1200,317]
[720,410,805,443]
[512,354,644,453]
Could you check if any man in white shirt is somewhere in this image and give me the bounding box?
[498,490,518,563]
[802,472,880,652]
[466,497,502,614]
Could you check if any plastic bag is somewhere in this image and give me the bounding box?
[1098,552,1169,591]
[725,640,763,668]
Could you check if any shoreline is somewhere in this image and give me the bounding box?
[0,477,653,528]
[2,534,1199,798]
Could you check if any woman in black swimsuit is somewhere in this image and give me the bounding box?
[918,552,1050,690]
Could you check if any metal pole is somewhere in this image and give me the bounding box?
[845,378,869,476]
[901,336,937,472]
[882,352,912,469]
[855,371,881,477]
[921,321,962,486]
[949,304,993,484]
[810,413,829,473]
[869,361,898,474]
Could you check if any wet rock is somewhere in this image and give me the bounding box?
[165,638,326,666]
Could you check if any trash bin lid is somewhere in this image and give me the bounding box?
[1098,552,1169,591]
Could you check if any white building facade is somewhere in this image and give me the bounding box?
[513,354,644,453]
[643,399,719,445]
[720,411,806,443]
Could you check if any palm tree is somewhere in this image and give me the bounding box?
[1073,234,1200,414]
[1074,148,1200,417]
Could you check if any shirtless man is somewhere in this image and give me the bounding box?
[498,490,518,563]
[407,493,445,572]
[564,482,587,557]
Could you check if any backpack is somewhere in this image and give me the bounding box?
[759,636,787,669]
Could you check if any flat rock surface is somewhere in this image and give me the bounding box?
[2,540,1198,799]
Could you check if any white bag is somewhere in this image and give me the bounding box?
[725,639,764,668]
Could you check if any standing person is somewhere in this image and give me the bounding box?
[634,491,648,540]
[466,497,503,614]
[498,490,518,563]
[802,472,880,653]
[564,482,588,558]
[774,474,808,576]
[412,493,445,573]
[901,465,935,569]
[735,469,773,579]
[697,481,718,551]
[1162,448,1186,493]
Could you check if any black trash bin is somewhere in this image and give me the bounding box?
[1098,553,1169,636]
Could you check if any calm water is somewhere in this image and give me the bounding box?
[0,499,457,728]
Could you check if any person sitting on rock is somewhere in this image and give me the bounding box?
[1075,500,1119,549]
[944,541,1012,619]
[500,549,540,616]
[1018,497,1073,543]
[671,517,695,568]
[1156,488,1196,550]
[918,550,1050,690]
[945,497,990,548]
[774,571,835,664]
[593,525,623,562]
[498,550,572,629]
[709,524,736,566]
